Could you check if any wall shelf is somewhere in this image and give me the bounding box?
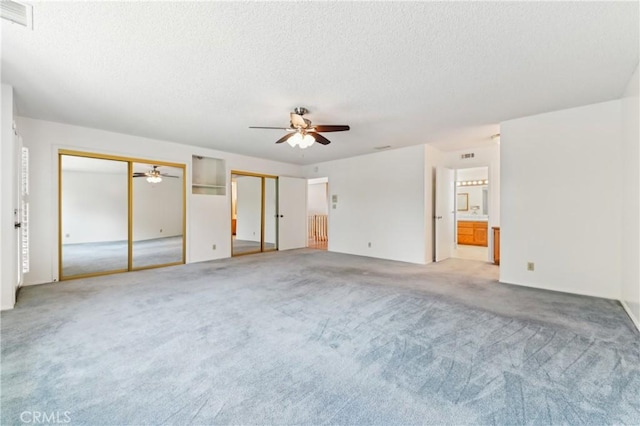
[192,156,226,195]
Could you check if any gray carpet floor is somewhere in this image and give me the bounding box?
[62,236,183,276]
[2,250,638,425]
[233,238,276,255]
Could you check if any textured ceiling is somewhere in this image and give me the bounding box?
[2,1,638,165]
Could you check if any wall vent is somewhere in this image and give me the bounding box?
[1,1,33,29]
[460,153,475,159]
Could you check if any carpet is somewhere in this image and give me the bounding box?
[62,236,183,277]
[2,250,638,425]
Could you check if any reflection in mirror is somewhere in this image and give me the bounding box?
[456,166,489,219]
[232,174,262,255]
[132,163,184,268]
[264,177,277,251]
[61,155,128,277]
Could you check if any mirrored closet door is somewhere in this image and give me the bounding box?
[132,162,184,269]
[60,155,129,277]
[59,151,186,280]
[231,172,278,256]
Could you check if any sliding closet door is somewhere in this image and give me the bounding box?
[131,162,185,269]
[263,177,278,252]
[231,172,278,256]
[232,174,263,255]
[59,151,186,280]
[60,155,129,279]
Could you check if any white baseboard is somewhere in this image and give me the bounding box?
[1,304,15,311]
[620,300,640,333]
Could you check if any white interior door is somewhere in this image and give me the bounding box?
[14,135,25,288]
[434,166,455,262]
[278,176,307,250]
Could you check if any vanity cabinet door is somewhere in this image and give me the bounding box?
[474,227,487,246]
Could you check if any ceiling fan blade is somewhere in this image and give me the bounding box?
[312,133,331,145]
[275,133,296,144]
[312,125,350,132]
[160,173,179,178]
[132,173,147,177]
[290,113,308,129]
[249,126,292,130]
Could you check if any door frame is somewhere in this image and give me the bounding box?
[453,165,493,262]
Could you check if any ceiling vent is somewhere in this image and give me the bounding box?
[460,153,475,159]
[1,1,33,29]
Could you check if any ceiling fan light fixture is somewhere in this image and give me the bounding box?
[250,107,349,148]
[146,175,162,183]
[300,134,315,149]
[287,133,302,147]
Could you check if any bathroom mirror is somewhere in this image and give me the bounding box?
[457,193,469,211]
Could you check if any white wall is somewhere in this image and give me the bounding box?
[457,167,488,181]
[307,183,328,216]
[500,100,622,299]
[306,145,427,264]
[620,64,640,329]
[17,117,304,286]
[0,84,17,309]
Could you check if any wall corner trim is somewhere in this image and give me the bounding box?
[620,300,640,333]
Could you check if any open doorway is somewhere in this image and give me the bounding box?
[307,177,328,250]
[453,167,489,262]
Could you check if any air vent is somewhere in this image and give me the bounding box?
[460,153,475,159]
[1,0,33,29]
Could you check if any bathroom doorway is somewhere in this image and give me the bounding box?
[453,166,490,262]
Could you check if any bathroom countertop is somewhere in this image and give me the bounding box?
[457,215,488,221]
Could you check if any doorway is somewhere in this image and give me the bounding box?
[231,171,278,256]
[453,166,489,262]
[307,177,328,250]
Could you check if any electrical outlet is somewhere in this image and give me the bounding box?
[212,244,216,250]
[332,204,336,209]
[65,234,70,238]
[527,262,535,271]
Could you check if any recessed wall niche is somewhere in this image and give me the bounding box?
[192,155,226,195]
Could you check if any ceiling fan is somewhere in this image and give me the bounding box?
[132,165,179,183]
[250,107,350,149]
